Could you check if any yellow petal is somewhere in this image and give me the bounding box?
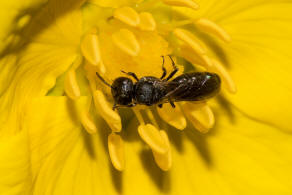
[0,130,31,195]
[218,2,292,131]
[113,6,140,27]
[182,102,214,133]
[24,97,120,194]
[179,103,292,194]
[108,133,125,171]
[138,12,156,31]
[0,0,47,53]
[157,103,186,130]
[93,90,122,132]
[175,2,292,131]
[162,0,199,10]
[112,28,140,56]
[89,0,142,8]
[0,0,82,134]
[138,124,168,154]
[23,96,292,194]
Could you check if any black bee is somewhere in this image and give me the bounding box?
[96,56,221,110]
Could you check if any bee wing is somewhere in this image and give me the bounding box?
[165,81,189,99]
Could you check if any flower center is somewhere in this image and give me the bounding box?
[63,0,236,171]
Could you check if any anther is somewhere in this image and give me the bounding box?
[182,102,214,133]
[64,69,81,100]
[138,12,156,31]
[174,28,206,55]
[157,103,186,130]
[17,14,31,29]
[209,59,237,93]
[162,0,199,10]
[108,133,125,171]
[113,6,140,27]
[138,124,169,154]
[93,90,122,132]
[195,18,231,43]
[81,32,102,66]
[80,111,97,134]
[180,44,213,68]
[152,130,172,171]
[112,29,140,56]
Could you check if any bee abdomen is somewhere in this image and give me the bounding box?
[168,72,221,101]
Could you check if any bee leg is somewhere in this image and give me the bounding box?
[158,104,163,108]
[112,103,117,110]
[113,103,136,110]
[127,103,136,107]
[96,72,112,88]
[121,70,139,81]
[165,55,178,81]
[168,98,176,108]
[160,56,167,79]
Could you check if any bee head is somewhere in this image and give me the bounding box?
[111,77,134,106]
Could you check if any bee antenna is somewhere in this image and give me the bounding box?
[96,72,113,88]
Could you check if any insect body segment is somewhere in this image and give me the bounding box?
[166,72,221,102]
[134,76,167,106]
[96,56,221,110]
[111,77,134,107]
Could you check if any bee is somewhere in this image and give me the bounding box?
[96,56,221,110]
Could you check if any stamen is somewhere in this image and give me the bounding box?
[84,63,97,92]
[17,14,31,29]
[108,133,125,171]
[182,102,214,133]
[138,12,156,31]
[64,68,81,100]
[209,59,237,94]
[145,109,159,128]
[81,32,102,67]
[132,108,145,125]
[138,124,169,154]
[174,28,206,55]
[195,18,231,43]
[180,44,213,68]
[157,104,186,130]
[162,0,199,10]
[113,6,140,27]
[80,111,97,134]
[152,130,172,171]
[93,90,122,132]
[112,29,140,56]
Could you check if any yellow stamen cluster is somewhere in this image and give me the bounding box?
[63,0,236,171]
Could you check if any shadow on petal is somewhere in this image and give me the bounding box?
[216,95,236,125]
[139,149,171,193]
[185,128,213,167]
[81,129,97,160]
[163,123,184,153]
[195,28,232,68]
[111,166,123,193]
[0,0,85,58]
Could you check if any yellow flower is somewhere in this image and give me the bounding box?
[1,0,292,194]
